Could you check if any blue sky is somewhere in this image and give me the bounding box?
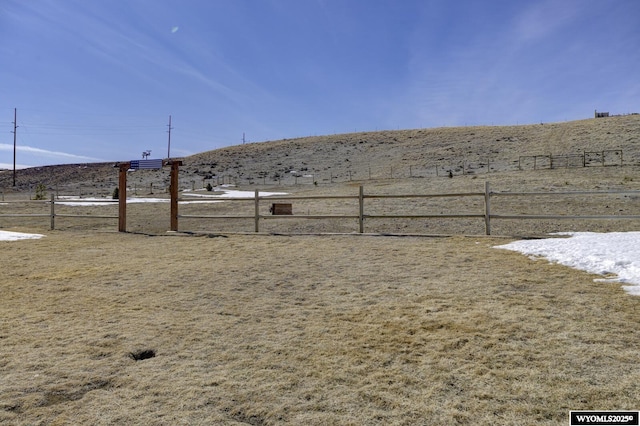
[1,0,639,168]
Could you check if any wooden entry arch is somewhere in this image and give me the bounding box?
[118,160,182,232]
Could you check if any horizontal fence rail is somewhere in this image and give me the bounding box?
[0,194,119,230]
[177,184,640,235]
[2,185,639,235]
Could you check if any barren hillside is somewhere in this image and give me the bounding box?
[188,115,640,185]
[1,115,638,194]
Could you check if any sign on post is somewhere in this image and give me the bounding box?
[130,159,163,170]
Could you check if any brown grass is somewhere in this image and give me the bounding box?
[1,116,640,424]
[2,231,640,425]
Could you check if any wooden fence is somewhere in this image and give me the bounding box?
[178,183,640,235]
[0,194,118,230]
[2,185,639,235]
[518,150,624,170]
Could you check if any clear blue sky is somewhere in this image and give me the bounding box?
[1,0,639,168]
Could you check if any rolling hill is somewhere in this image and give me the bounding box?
[1,115,639,194]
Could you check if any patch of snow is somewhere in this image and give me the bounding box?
[55,188,288,206]
[0,230,45,241]
[181,188,288,198]
[495,232,640,296]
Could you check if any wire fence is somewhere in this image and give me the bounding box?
[200,149,628,188]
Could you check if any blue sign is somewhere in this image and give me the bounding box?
[130,159,163,170]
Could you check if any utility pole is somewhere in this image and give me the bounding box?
[12,108,17,187]
[167,115,173,158]
[242,132,245,144]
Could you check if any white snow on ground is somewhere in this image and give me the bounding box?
[495,232,640,296]
[56,196,180,206]
[0,230,45,241]
[54,188,288,206]
[181,188,288,198]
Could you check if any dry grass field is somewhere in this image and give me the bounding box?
[1,116,640,424]
[2,231,640,425]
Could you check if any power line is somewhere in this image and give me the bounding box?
[167,115,174,158]
[12,108,17,186]
[18,127,164,136]
[20,123,159,130]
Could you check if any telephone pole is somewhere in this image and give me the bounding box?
[12,108,17,187]
[167,115,173,159]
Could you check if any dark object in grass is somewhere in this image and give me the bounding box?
[129,349,156,361]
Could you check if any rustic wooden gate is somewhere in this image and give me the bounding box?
[118,159,182,232]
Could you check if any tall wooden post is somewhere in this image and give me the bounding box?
[169,161,181,231]
[254,189,260,232]
[359,185,364,233]
[484,181,491,236]
[50,193,55,230]
[118,163,129,232]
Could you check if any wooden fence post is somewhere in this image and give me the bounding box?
[254,189,260,232]
[50,193,55,230]
[170,161,180,232]
[484,181,491,235]
[359,185,364,233]
[118,163,129,232]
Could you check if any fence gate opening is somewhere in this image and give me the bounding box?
[118,159,182,232]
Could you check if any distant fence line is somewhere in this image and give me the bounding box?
[1,148,629,193]
[204,149,628,187]
[518,150,624,171]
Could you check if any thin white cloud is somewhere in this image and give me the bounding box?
[0,162,31,170]
[399,1,623,128]
[512,0,582,44]
[65,3,262,110]
[0,143,103,162]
